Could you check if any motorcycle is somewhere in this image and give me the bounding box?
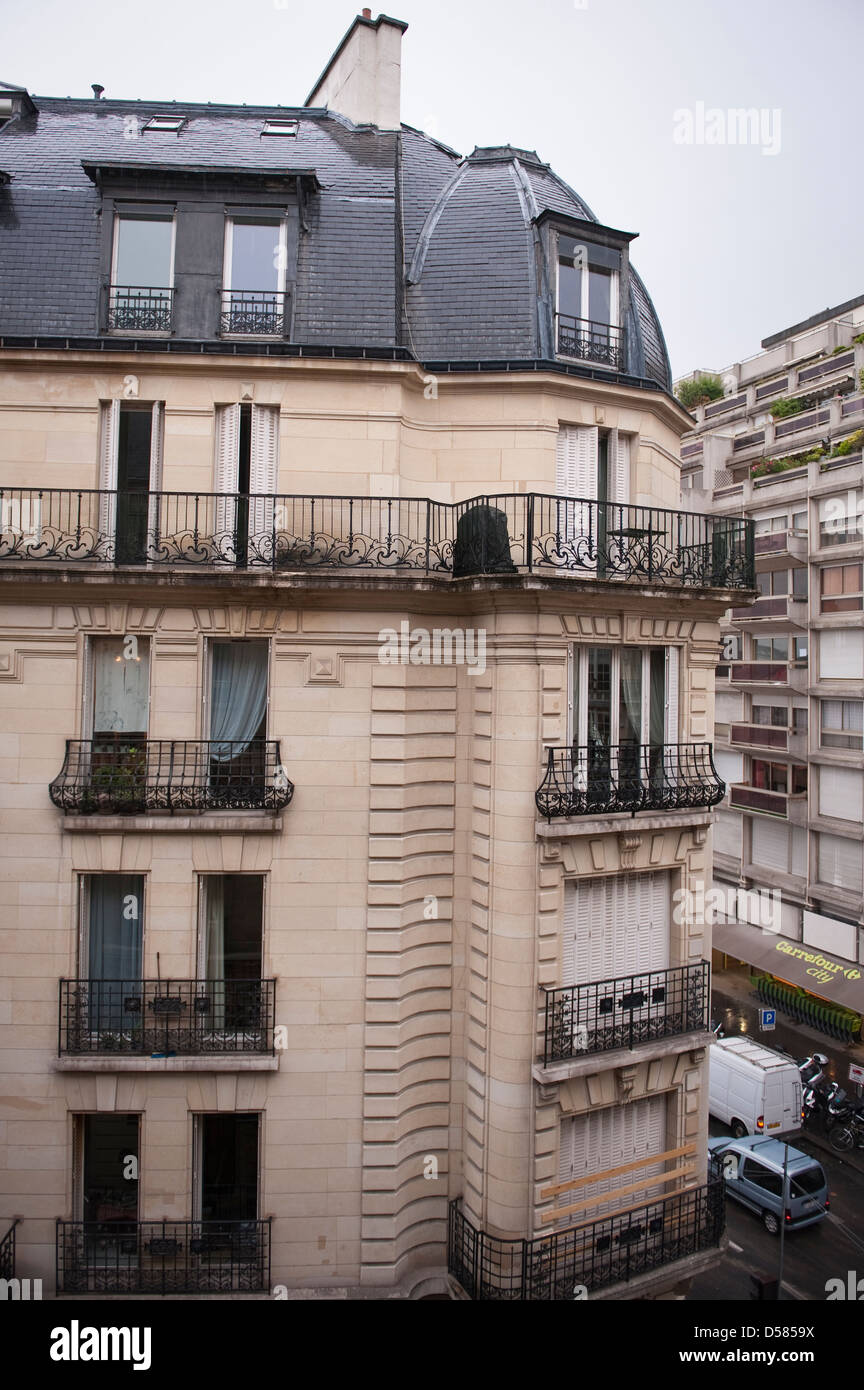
[803,1079,851,1130]
[829,1106,864,1153]
[798,1053,829,1089]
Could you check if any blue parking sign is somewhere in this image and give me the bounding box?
[760,1008,776,1031]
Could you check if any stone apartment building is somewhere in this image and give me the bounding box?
[0,12,752,1300]
[679,298,864,1045]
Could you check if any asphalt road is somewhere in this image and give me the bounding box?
[688,1123,864,1301]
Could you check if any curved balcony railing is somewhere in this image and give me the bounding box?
[535,742,725,820]
[541,961,710,1065]
[0,489,755,589]
[448,1181,724,1300]
[57,1218,271,1295]
[58,979,276,1055]
[49,739,293,815]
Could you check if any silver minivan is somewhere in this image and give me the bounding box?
[708,1135,829,1235]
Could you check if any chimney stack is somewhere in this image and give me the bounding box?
[91,84,104,100]
[305,12,407,131]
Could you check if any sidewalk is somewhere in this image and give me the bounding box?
[712,966,864,1178]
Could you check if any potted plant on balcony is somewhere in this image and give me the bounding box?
[84,745,147,813]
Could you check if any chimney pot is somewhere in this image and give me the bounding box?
[362,8,371,17]
[91,83,104,99]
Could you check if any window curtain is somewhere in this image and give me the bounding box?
[88,875,143,1030]
[93,639,150,733]
[204,878,226,1028]
[618,650,642,743]
[210,642,268,761]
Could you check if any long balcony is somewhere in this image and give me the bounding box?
[535,743,724,820]
[729,723,789,753]
[58,979,276,1056]
[107,285,174,333]
[541,961,709,1065]
[448,1180,724,1300]
[56,1218,270,1295]
[729,784,807,820]
[0,489,755,590]
[49,739,293,815]
[730,594,807,626]
[555,314,625,370]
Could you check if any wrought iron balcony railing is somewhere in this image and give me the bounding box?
[58,979,276,1055]
[448,1180,724,1300]
[0,1219,18,1280]
[535,743,724,820]
[220,289,287,336]
[49,739,293,815]
[56,1218,271,1295]
[107,286,174,333]
[0,488,756,589]
[556,313,625,370]
[541,961,709,1065]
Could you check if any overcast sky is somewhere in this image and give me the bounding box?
[5,0,861,377]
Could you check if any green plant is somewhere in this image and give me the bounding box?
[853,332,864,346]
[676,373,725,411]
[859,367,864,392]
[768,394,817,418]
[829,428,864,458]
[85,746,147,811]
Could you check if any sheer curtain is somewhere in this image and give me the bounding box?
[204,878,226,1027]
[88,875,143,1029]
[618,650,642,795]
[210,642,268,761]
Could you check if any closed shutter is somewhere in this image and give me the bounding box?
[820,629,864,679]
[751,817,790,872]
[146,401,164,560]
[564,872,669,986]
[715,691,744,723]
[818,833,863,891]
[556,425,598,565]
[98,400,120,549]
[248,405,279,553]
[664,647,680,770]
[214,404,240,556]
[713,810,743,859]
[819,766,864,822]
[607,429,630,507]
[713,749,744,786]
[558,1095,667,1221]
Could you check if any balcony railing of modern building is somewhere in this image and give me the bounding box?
[540,960,709,1065]
[447,1178,724,1300]
[728,784,807,820]
[555,315,625,370]
[106,285,174,333]
[56,1218,271,1295]
[58,979,276,1056]
[49,739,293,815]
[0,1219,18,1280]
[753,528,808,564]
[535,743,724,820]
[728,661,808,690]
[730,594,807,626]
[0,489,756,591]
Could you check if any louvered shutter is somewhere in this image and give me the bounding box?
[664,645,680,779]
[214,404,240,560]
[98,400,120,553]
[751,818,790,872]
[713,810,743,859]
[607,429,630,506]
[713,749,744,785]
[565,872,668,985]
[820,629,864,679]
[819,766,863,822]
[556,425,598,568]
[818,833,863,891]
[248,405,279,560]
[146,402,164,560]
[557,1095,667,1223]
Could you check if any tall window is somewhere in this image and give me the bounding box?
[556,235,621,367]
[753,636,788,661]
[109,214,174,332]
[221,217,286,336]
[213,403,279,563]
[195,1114,260,1224]
[76,1115,140,1228]
[821,563,863,613]
[207,639,269,802]
[199,875,264,1028]
[820,700,864,749]
[98,401,164,564]
[79,873,144,1031]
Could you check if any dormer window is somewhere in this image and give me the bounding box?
[261,120,297,137]
[221,216,288,337]
[143,115,185,133]
[108,211,175,333]
[557,234,622,370]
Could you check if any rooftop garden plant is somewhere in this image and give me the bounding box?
[676,374,725,411]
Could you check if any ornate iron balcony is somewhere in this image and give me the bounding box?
[535,742,725,819]
[448,1180,724,1300]
[541,960,710,1065]
[56,1218,271,1294]
[0,488,756,589]
[556,313,625,369]
[49,739,293,815]
[58,979,276,1055]
[107,285,173,333]
[0,1220,18,1280]
[220,289,286,336]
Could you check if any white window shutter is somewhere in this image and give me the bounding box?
[249,405,279,551]
[555,425,598,567]
[214,404,240,557]
[607,429,630,507]
[819,767,864,822]
[664,646,680,780]
[98,400,120,549]
[818,833,863,891]
[146,402,164,560]
[751,818,790,872]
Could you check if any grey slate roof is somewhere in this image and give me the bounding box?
[0,96,672,390]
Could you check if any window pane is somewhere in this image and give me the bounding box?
[230,222,280,292]
[792,567,808,597]
[558,259,582,319]
[586,648,612,745]
[93,637,150,734]
[588,268,612,326]
[115,218,172,287]
[822,567,843,595]
[772,570,789,596]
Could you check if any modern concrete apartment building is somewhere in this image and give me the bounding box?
[679,298,864,1046]
[0,13,751,1300]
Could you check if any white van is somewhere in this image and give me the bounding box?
[708,1037,802,1138]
